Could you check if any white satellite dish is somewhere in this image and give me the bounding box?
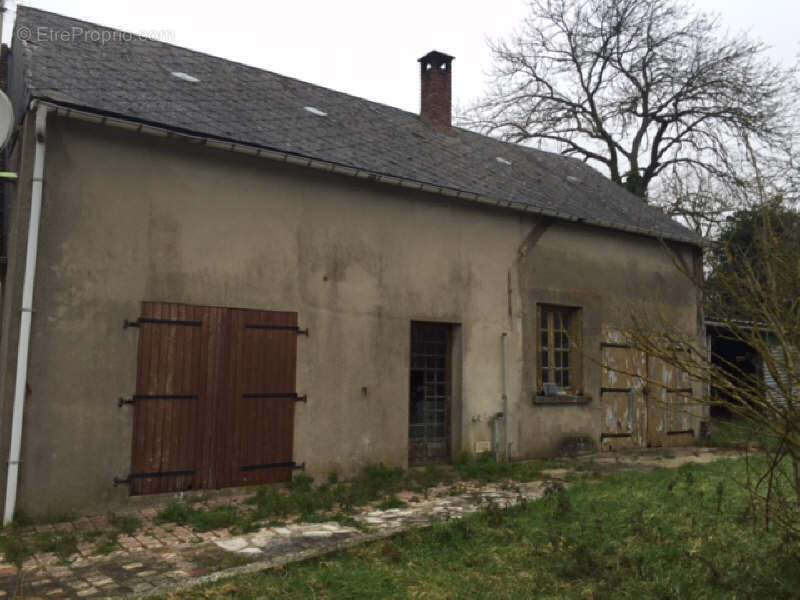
[0,90,14,151]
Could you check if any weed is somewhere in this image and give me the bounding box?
[448,483,467,496]
[289,473,314,492]
[684,468,695,488]
[155,501,239,532]
[377,495,407,510]
[190,506,239,532]
[452,518,475,539]
[483,499,506,527]
[329,514,365,530]
[380,541,402,563]
[80,529,102,542]
[156,501,193,526]
[454,454,550,484]
[108,513,141,536]
[94,531,120,555]
[248,487,292,520]
[0,531,31,566]
[34,532,78,561]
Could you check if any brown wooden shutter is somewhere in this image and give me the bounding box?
[129,302,208,495]
[128,302,300,494]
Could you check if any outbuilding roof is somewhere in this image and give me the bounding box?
[9,6,699,245]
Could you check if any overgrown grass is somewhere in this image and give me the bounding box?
[705,417,777,450]
[155,501,241,533]
[155,457,554,534]
[453,452,554,482]
[170,458,800,599]
[156,456,555,533]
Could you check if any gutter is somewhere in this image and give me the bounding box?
[4,102,49,525]
[37,100,699,247]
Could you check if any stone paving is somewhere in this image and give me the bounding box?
[0,480,549,599]
[0,447,740,598]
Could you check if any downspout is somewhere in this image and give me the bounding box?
[501,331,509,461]
[4,103,49,525]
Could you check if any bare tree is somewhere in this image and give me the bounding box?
[465,0,797,200]
[619,199,800,535]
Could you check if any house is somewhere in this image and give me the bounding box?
[0,7,706,519]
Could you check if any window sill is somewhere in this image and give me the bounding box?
[533,394,591,406]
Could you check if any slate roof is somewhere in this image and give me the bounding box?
[9,6,698,245]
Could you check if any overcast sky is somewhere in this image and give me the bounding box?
[4,0,798,115]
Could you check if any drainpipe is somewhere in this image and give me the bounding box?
[4,103,49,525]
[501,331,509,462]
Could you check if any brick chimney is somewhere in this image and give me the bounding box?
[418,51,454,131]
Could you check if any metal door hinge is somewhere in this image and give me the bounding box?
[244,324,309,335]
[113,469,195,486]
[124,318,202,329]
[241,392,307,403]
[239,461,305,472]
[119,394,198,407]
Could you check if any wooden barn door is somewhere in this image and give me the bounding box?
[127,302,300,494]
[129,302,208,494]
[646,354,695,447]
[599,339,647,450]
[600,329,695,450]
[220,309,298,487]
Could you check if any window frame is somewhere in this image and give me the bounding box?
[536,304,582,396]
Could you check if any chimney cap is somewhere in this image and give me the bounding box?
[418,50,454,64]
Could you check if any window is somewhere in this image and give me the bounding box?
[538,305,581,394]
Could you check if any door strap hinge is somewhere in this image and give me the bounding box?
[119,394,198,407]
[600,432,632,439]
[600,342,631,349]
[124,318,202,329]
[600,387,633,394]
[239,461,305,473]
[241,392,307,403]
[244,324,309,335]
[113,469,195,486]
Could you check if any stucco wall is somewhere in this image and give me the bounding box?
[0,114,702,516]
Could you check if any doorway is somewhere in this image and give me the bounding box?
[409,322,452,464]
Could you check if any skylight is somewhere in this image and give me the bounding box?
[304,106,328,117]
[171,71,200,83]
